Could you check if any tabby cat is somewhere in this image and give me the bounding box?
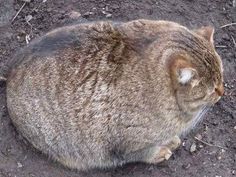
[5,19,224,170]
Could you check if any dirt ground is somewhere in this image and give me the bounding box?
[0,0,235,177]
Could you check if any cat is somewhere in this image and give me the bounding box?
[4,19,224,170]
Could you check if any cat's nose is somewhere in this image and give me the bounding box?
[215,84,224,96]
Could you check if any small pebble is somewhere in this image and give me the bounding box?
[68,11,81,19]
[106,13,112,18]
[182,163,191,169]
[25,15,33,23]
[25,34,31,44]
[21,0,31,2]
[234,126,236,130]
[29,173,36,177]
[216,155,222,160]
[17,162,23,168]
[222,33,230,41]
[204,125,209,131]
[105,5,109,11]
[83,12,91,17]
[195,134,202,140]
[199,144,204,148]
[190,143,197,153]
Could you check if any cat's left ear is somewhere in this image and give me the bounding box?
[169,56,200,88]
[178,68,197,85]
[194,26,214,44]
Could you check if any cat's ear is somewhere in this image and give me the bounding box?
[194,26,214,44]
[169,56,200,87]
[177,67,198,86]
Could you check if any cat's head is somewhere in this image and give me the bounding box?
[169,26,224,114]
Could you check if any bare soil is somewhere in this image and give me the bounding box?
[0,0,235,177]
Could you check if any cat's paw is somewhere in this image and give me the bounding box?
[144,146,172,164]
[143,136,181,164]
[166,135,181,151]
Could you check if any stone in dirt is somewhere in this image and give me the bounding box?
[190,143,197,153]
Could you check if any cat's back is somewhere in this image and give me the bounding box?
[6,19,185,79]
[7,19,186,107]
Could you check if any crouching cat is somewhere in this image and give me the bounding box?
[5,19,224,170]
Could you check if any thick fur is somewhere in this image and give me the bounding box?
[6,20,223,170]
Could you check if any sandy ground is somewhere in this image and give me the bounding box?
[0,0,235,177]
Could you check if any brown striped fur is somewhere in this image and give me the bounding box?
[6,19,223,170]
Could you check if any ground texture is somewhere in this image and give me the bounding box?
[0,0,235,177]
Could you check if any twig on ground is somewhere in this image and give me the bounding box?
[215,45,227,48]
[194,137,228,150]
[25,34,31,44]
[231,36,236,47]
[11,2,27,23]
[25,15,33,38]
[220,22,236,28]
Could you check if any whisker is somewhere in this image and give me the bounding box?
[192,106,210,127]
